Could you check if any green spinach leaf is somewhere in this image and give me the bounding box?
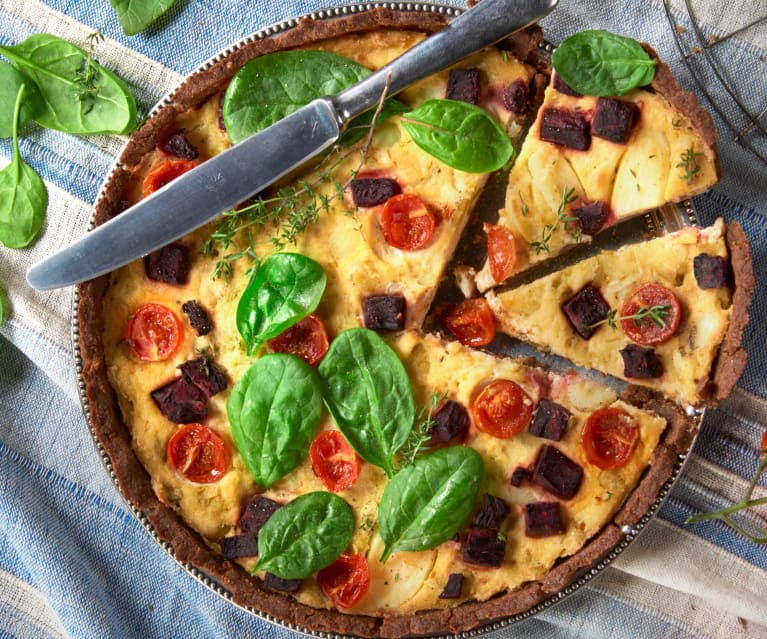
[236,253,326,356]
[317,328,414,478]
[227,353,323,488]
[0,34,137,135]
[256,491,355,579]
[109,0,177,36]
[378,446,483,562]
[552,30,657,96]
[0,62,43,137]
[401,99,514,173]
[0,84,47,249]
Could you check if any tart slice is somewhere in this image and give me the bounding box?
[486,219,754,406]
[476,44,720,290]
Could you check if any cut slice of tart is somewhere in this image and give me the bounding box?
[486,219,754,406]
[475,45,720,290]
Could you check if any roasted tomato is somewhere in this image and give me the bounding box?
[142,158,199,197]
[167,423,229,483]
[484,222,517,284]
[443,298,496,347]
[310,430,362,492]
[268,314,329,366]
[581,407,640,470]
[126,302,183,361]
[380,193,436,250]
[471,379,533,439]
[620,283,682,346]
[317,554,371,609]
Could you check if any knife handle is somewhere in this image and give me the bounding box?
[331,0,557,123]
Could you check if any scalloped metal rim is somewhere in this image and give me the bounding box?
[71,4,704,638]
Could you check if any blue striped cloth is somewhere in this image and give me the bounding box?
[1,1,766,638]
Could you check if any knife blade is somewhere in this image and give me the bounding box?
[27,0,557,290]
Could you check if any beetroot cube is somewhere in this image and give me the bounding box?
[524,502,565,538]
[145,242,190,285]
[694,254,731,289]
[178,357,228,398]
[446,68,481,104]
[503,78,531,114]
[553,73,583,97]
[562,284,611,340]
[592,98,639,144]
[510,466,531,487]
[264,573,301,593]
[620,344,664,379]
[150,377,207,424]
[158,130,198,160]
[238,495,281,533]
[474,494,510,531]
[429,400,470,445]
[181,300,213,336]
[532,445,583,500]
[363,294,406,332]
[438,573,464,599]
[573,200,610,236]
[540,107,591,150]
[220,533,258,559]
[529,398,571,441]
[350,177,400,207]
[462,527,506,568]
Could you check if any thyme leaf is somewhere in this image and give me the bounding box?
[530,186,579,254]
[590,304,670,330]
[397,391,448,469]
[677,147,704,184]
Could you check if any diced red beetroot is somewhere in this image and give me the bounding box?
[529,398,571,441]
[462,527,506,568]
[502,78,531,114]
[428,400,470,446]
[439,573,464,599]
[446,68,481,104]
[553,73,583,97]
[573,200,610,236]
[158,130,198,160]
[145,242,190,285]
[151,377,207,424]
[524,501,565,538]
[510,466,531,487]
[540,107,591,150]
[181,300,213,336]
[562,284,611,340]
[350,177,401,207]
[474,494,510,531]
[178,357,228,398]
[620,344,664,379]
[217,92,226,131]
[238,495,281,533]
[264,573,302,593]
[592,98,639,144]
[363,294,406,332]
[219,533,259,559]
[532,445,583,500]
[694,254,731,289]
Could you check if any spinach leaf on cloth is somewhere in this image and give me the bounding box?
[401,99,514,173]
[236,253,326,356]
[0,62,42,137]
[552,30,657,96]
[0,34,136,135]
[378,446,484,562]
[227,353,323,488]
[256,491,355,580]
[318,328,415,478]
[109,0,177,36]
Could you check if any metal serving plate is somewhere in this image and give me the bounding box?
[71,3,705,637]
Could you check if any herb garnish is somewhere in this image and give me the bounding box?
[530,186,579,253]
[590,304,670,330]
[397,391,448,468]
[677,147,704,184]
[74,29,105,110]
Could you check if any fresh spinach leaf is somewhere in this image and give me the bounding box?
[401,99,514,173]
[0,34,137,135]
[317,328,415,478]
[227,353,323,488]
[0,62,43,137]
[0,84,47,249]
[378,446,483,562]
[236,253,326,356]
[109,0,177,36]
[552,30,657,96]
[340,97,409,146]
[256,491,355,579]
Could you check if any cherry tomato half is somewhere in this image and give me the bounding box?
[268,314,330,366]
[167,423,229,483]
[142,159,199,197]
[310,430,362,493]
[581,407,640,470]
[380,193,436,250]
[317,553,371,609]
[126,302,183,362]
[471,379,533,439]
[484,222,517,284]
[443,298,496,347]
[620,283,682,346]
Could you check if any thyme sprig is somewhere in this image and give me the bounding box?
[590,304,670,330]
[677,147,704,184]
[397,391,448,469]
[74,29,105,109]
[530,186,579,254]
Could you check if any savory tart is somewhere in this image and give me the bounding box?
[73,7,752,639]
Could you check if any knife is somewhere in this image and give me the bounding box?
[27,0,557,290]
